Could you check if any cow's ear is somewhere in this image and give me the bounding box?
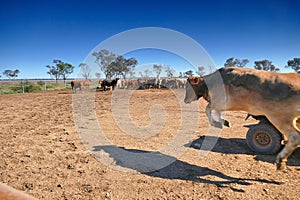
[188,76,196,83]
[190,77,202,85]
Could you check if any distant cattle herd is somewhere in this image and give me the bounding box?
[116,78,187,90]
[70,77,187,93]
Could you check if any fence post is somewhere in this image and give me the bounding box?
[44,82,47,92]
[22,80,25,93]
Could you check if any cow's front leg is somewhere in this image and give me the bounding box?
[216,112,230,127]
[205,105,222,128]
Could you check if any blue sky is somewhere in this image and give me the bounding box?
[0,0,299,79]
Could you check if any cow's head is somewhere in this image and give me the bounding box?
[184,76,207,104]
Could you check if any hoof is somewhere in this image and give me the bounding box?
[211,121,223,129]
[224,120,230,127]
[276,161,287,171]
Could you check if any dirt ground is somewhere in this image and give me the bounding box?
[0,89,300,200]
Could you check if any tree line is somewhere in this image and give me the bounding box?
[224,57,300,73]
[88,50,300,79]
[180,57,300,77]
[1,51,299,81]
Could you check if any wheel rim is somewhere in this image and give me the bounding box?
[253,131,272,148]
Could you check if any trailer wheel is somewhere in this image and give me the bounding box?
[246,123,283,155]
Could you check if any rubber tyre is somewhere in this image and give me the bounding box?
[246,123,283,155]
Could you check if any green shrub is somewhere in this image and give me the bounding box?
[9,85,23,93]
[37,81,45,86]
[24,82,43,93]
[46,83,59,89]
[0,80,71,95]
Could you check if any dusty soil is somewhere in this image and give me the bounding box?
[0,89,300,200]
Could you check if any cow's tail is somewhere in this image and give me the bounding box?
[293,116,300,132]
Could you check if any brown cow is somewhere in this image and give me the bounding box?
[71,80,90,93]
[184,67,300,170]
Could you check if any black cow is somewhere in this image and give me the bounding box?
[100,78,119,91]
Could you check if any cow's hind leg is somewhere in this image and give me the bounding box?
[276,130,300,170]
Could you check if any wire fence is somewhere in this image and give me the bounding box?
[0,79,71,95]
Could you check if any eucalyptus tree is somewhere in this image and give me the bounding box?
[286,58,300,73]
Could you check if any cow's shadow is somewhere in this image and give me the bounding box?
[189,136,251,155]
[188,135,300,167]
[92,145,282,192]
